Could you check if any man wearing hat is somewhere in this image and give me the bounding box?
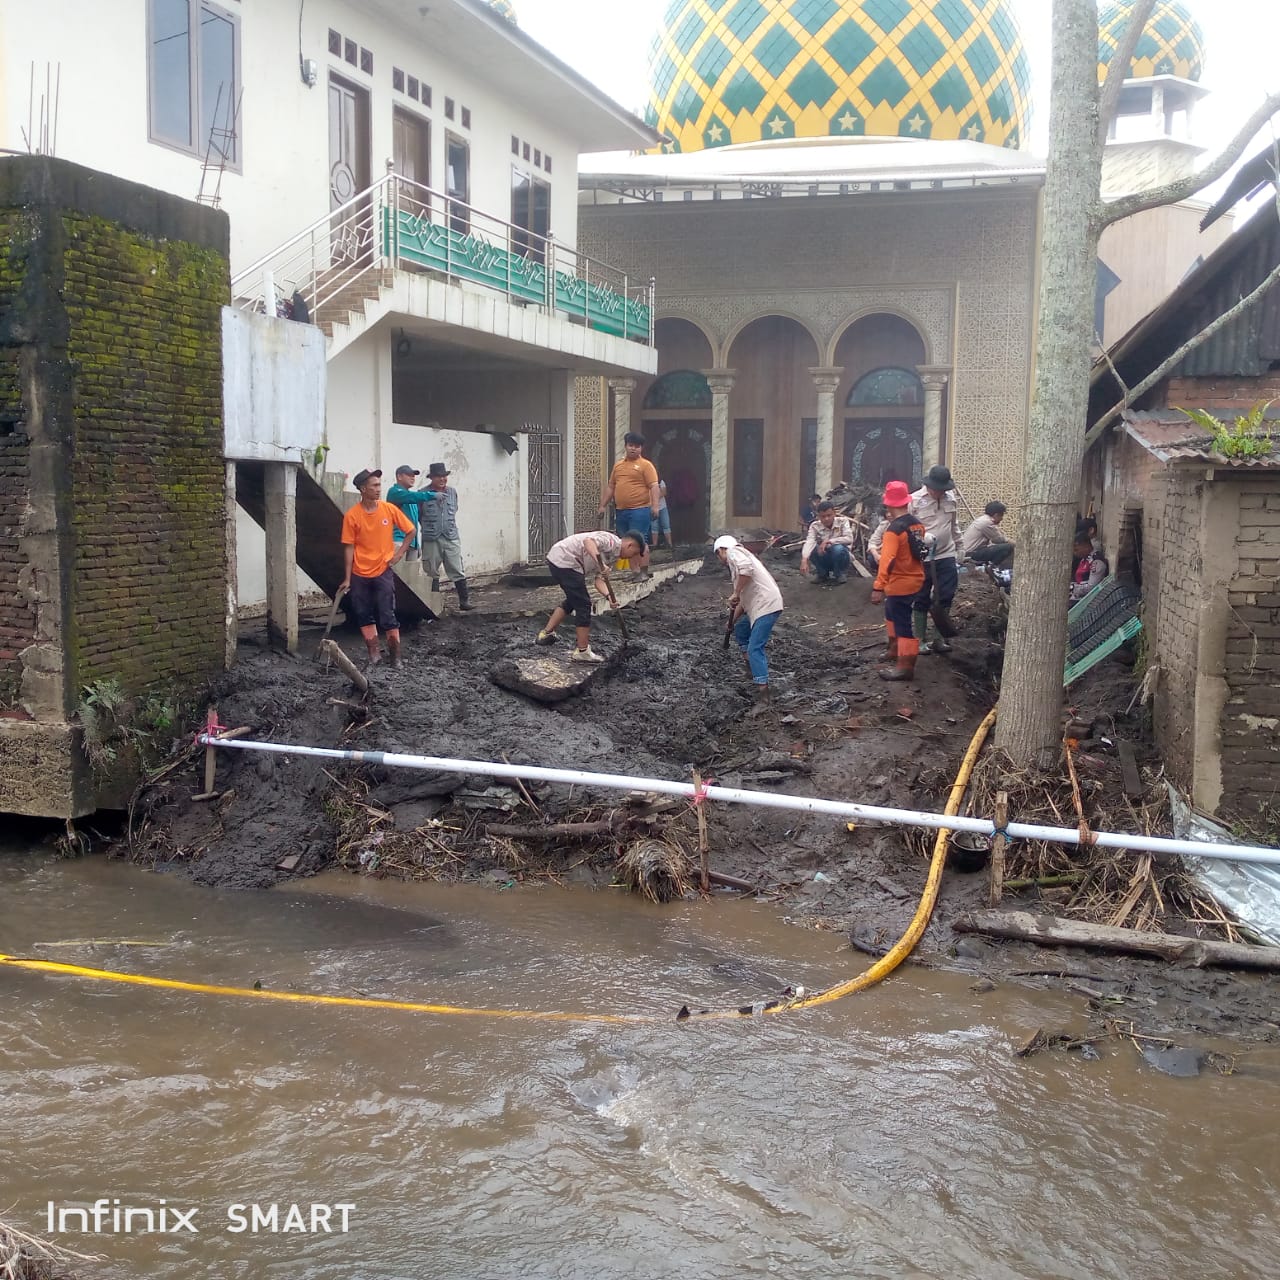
[418,462,476,611]
[714,534,784,701]
[909,464,963,653]
[385,464,438,562]
[340,469,416,666]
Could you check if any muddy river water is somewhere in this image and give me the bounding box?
[2,851,1278,1279]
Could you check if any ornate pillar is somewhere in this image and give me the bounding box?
[916,366,951,470]
[809,367,843,494]
[703,369,736,532]
[608,377,637,462]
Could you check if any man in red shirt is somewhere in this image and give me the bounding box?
[340,469,415,667]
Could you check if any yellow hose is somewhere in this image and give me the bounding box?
[0,710,997,1025]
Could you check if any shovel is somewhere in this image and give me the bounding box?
[602,577,631,645]
[722,603,739,650]
[315,585,348,658]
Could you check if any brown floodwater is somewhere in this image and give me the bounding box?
[1,852,1277,1279]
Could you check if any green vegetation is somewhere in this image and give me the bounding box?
[79,678,186,777]
[1179,400,1276,460]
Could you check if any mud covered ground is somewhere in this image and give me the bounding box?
[126,553,1280,1051]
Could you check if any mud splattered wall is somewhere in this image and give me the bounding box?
[0,157,228,818]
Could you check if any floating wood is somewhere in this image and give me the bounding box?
[318,638,370,692]
[954,910,1280,972]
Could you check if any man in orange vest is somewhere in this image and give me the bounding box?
[340,469,416,667]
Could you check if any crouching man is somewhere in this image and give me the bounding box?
[536,529,647,663]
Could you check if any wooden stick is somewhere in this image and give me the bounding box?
[954,910,1280,971]
[1002,873,1085,890]
[988,790,1008,907]
[693,768,710,894]
[318,638,370,692]
[484,819,619,840]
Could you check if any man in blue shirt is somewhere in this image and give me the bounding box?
[419,462,476,611]
[385,465,437,562]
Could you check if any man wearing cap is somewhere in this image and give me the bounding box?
[870,481,927,681]
[418,462,476,612]
[385,465,438,563]
[714,535,784,701]
[800,501,855,584]
[536,529,648,662]
[599,433,660,551]
[909,464,964,653]
[340,469,416,666]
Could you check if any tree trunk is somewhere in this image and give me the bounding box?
[996,0,1104,759]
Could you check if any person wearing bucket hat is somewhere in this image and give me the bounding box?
[909,463,963,653]
[870,481,927,681]
[418,462,476,611]
[714,534,784,701]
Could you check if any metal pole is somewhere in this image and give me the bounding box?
[197,736,1280,868]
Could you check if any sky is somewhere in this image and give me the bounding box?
[514,0,1280,163]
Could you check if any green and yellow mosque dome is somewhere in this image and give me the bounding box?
[1097,1,1205,83]
[645,0,1032,154]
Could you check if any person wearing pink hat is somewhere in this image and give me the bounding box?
[869,480,927,681]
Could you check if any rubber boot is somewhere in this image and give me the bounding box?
[386,629,402,669]
[430,577,440,594]
[455,577,476,611]
[361,624,382,665]
[913,609,932,656]
[930,604,957,652]
[878,637,918,682]
[746,683,771,717]
[881,622,898,665]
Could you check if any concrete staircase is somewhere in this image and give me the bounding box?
[312,266,397,362]
[235,462,438,623]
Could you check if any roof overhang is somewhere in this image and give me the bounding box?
[362,0,659,153]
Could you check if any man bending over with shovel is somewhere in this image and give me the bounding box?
[536,530,648,663]
[715,535,784,703]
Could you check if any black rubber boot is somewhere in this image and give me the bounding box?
[456,578,476,611]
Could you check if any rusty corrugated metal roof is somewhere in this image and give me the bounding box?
[1122,409,1280,467]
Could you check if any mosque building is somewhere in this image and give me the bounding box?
[572,0,1215,541]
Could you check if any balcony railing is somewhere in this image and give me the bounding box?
[231,174,654,345]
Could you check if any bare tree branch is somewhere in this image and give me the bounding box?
[1084,258,1280,449]
[1096,0,1157,146]
[1100,90,1280,228]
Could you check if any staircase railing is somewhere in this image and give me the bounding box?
[231,175,655,345]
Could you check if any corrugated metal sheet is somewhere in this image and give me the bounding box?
[1122,409,1280,467]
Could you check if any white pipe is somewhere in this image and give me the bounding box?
[198,736,1280,868]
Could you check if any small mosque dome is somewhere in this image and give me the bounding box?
[1097,0,1205,83]
[645,0,1032,154]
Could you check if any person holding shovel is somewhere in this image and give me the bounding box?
[340,469,416,668]
[869,480,926,682]
[714,535,783,703]
[536,529,648,662]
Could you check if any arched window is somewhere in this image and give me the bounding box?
[847,367,923,408]
[642,370,712,410]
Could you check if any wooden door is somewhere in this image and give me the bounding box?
[647,420,711,545]
[328,74,371,262]
[843,418,922,488]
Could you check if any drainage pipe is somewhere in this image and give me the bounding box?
[198,735,1280,867]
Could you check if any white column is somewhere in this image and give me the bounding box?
[263,462,299,654]
[609,377,637,462]
[703,369,736,532]
[224,461,238,670]
[917,366,951,470]
[809,366,843,494]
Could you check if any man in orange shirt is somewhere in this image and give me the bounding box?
[340,469,416,667]
[869,480,927,683]
[598,433,659,561]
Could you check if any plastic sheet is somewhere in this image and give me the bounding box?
[1169,784,1280,947]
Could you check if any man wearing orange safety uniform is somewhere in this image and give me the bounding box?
[869,480,927,682]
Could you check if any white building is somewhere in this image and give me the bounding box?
[1,0,658,637]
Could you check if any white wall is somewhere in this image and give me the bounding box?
[1,0,585,273]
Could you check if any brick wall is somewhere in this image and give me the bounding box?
[1160,375,1280,413]
[1221,481,1280,816]
[61,214,228,690]
[1150,468,1204,793]
[0,158,228,817]
[0,220,33,708]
